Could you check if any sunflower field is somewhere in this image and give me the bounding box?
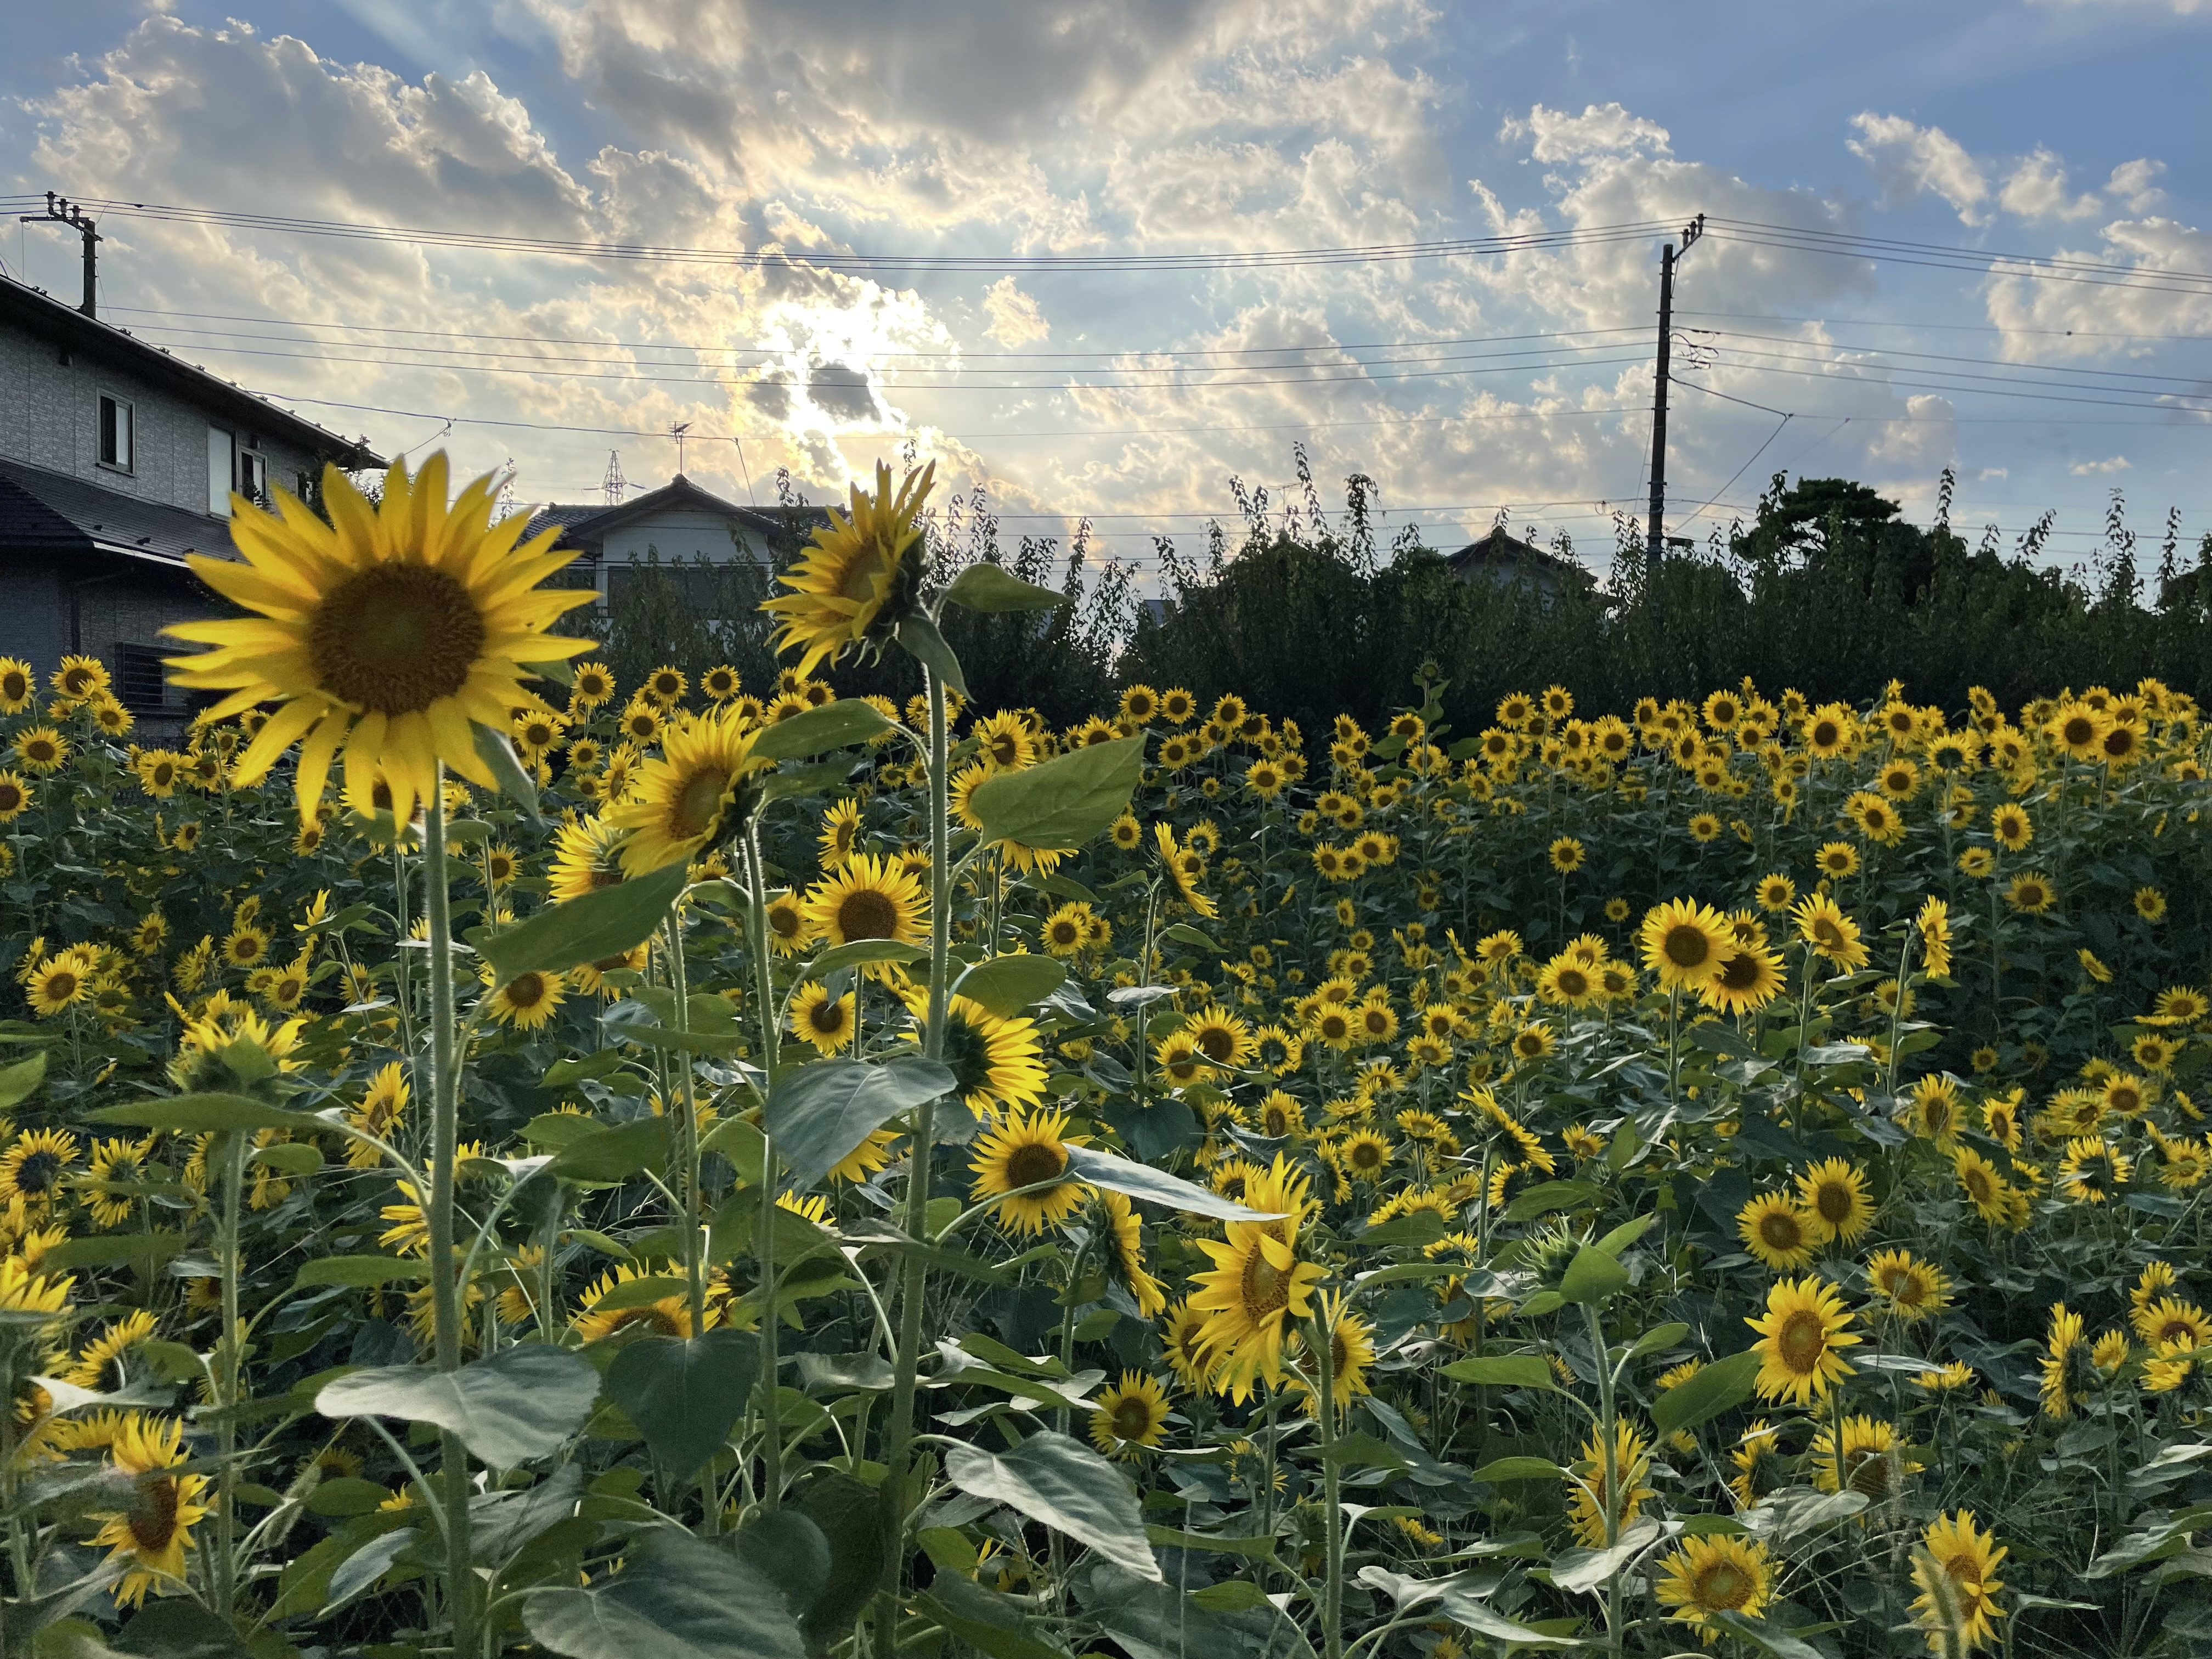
[3,457,2211,1659]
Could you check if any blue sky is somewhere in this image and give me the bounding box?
[4,0,2205,584]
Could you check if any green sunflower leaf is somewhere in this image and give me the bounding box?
[942,565,1071,614]
[943,1431,1161,1583]
[955,955,1066,1017]
[767,1056,957,1193]
[1651,1349,1762,1440]
[479,862,690,986]
[753,698,898,761]
[969,737,1146,851]
[317,1345,599,1468]
[472,723,544,827]
[521,1529,807,1659]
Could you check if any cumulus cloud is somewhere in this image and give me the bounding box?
[1500,103,1671,165]
[2071,455,2132,474]
[1848,114,1989,225]
[980,276,1049,348]
[1997,149,2102,222]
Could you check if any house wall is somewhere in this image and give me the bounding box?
[597,509,774,570]
[0,319,319,516]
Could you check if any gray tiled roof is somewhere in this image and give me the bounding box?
[0,456,240,568]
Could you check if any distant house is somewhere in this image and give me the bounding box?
[0,273,381,725]
[1445,524,1594,601]
[526,475,827,606]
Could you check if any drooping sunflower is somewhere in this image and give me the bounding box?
[791,983,856,1054]
[803,853,929,949]
[1654,1534,1774,1632]
[1638,898,1732,992]
[1288,1290,1375,1416]
[2056,1136,2129,1203]
[761,460,935,675]
[1795,1158,1874,1244]
[817,797,864,870]
[89,1414,210,1609]
[64,1310,160,1391]
[968,1104,1087,1234]
[1564,1419,1658,1547]
[163,455,594,827]
[1155,822,1218,921]
[346,1062,410,1169]
[1912,1511,2007,1653]
[1950,1147,2011,1222]
[1161,1298,1216,1391]
[0,657,32,711]
[1738,1194,1818,1270]
[80,1137,151,1230]
[1746,1276,1860,1405]
[763,890,810,956]
[1094,1189,1168,1318]
[1090,1371,1171,1459]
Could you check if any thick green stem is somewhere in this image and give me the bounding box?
[875,667,952,1652]
[1584,1302,1623,1659]
[422,778,476,1659]
[212,1128,246,1622]
[742,825,785,1514]
[1314,1306,1344,1659]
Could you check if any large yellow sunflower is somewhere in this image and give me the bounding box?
[1089,1371,1171,1459]
[91,1414,211,1608]
[912,991,1048,1116]
[968,1104,1088,1233]
[1638,898,1732,992]
[1795,1158,1874,1243]
[761,460,935,675]
[606,704,770,874]
[803,852,930,949]
[1654,1534,1774,1632]
[163,454,594,827]
[1912,1511,2007,1652]
[1187,1176,1324,1403]
[1746,1275,1860,1404]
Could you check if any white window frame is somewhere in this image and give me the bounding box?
[235,447,268,505]
[208,426,235,517]
[97,391,134,473]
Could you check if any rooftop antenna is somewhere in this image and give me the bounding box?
[602,450,627,506]
[496,458,516,520]
[669,421,692,478]
[19,192,101,318]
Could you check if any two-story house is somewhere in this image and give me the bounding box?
[0,273,381,728]
[526,473,826,607]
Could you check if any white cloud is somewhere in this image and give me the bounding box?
[1984,215,2212,359]
[980,276,1049,348]
[1997,148,2101,221]
[1847,113,1989,225]
[2107,157,2167,212]
[2071,455,2132,474]
[1500,103,1671,164]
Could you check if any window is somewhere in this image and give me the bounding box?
[236,448,268,505]
[115,644,168,713]
[98,393,133,471]
[207,427,235,516]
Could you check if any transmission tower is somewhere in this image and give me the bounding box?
[602,450,627,506]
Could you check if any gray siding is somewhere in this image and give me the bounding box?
[0,323,318,516]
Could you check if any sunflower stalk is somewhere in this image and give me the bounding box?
[211,1125,246,1623]
[420,775,477,1659]
[1312,1302,1344,1659]
[741,823,783,1516]
[875,664,952,1653]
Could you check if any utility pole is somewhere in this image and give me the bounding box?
[1645,212,1705,594]
[19,192,101,318]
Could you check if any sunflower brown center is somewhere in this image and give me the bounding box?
[668,767,731,840]
[1196,1027,1236,1063]
[836,887,900,940]
[769,904,802,939]
[1662,924,1711,969]
[1693,1560,1752,1611]
[808,998,848,1035]
[1240,1250,1290,1319]
[127,1475,181,1552]
[308,565,487,715]
[505,972,548,1008]
[1110,1396,1154,1439]
[1003,1141,1065,1189]
[1814,1182,1853,1223]
[17,1151,61,1192]
[1759,1210,1802,1250]
[1776,1308,1827,1373]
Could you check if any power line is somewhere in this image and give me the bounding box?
[0,194,1671,273]
[1677,309,2212,345]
